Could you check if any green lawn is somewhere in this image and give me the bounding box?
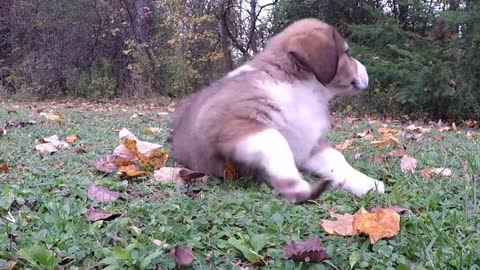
[0,101,479,270]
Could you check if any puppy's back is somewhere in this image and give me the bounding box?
[171,72,271,177]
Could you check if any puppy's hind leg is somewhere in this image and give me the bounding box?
[220,125,312,202]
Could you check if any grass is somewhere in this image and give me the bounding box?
[0,101,479,270]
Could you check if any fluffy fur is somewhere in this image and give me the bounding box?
[171,18,384,202]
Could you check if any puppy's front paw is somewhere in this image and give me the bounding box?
[270,178,312,203]
[346,176,385,196]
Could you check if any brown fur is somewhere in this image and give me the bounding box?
[171,18,358,181]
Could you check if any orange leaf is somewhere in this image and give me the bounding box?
[335,139,354,151]
[118,164,151,177]
[320,212,356,236]
[353,209,400,244]
[370,133,401,147]
[224,160,239,181]
[66,134,80,143]
[141,150,169,169]
[0,163,9,171]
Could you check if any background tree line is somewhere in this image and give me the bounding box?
[0,0,478,119]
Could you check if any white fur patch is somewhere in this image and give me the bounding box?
[233,129,312,200]
[302,147,385,196]
[258,78,333,164]
[226,64,256,78]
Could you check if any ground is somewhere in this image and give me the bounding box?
[0,100,479,270]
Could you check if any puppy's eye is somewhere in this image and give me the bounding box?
[346,49,350,55]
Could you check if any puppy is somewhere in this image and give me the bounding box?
[171,18,385,202]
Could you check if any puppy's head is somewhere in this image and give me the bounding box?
[267,18,368,96]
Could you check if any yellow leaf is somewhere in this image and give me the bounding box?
[378,127,401,135]
[370,133,401,147]
[118,164,151,177]
[66,134,80,143]
[144,127,162,135]
[47,113,62,121]
[353,209,400,244]
[335,139,354,150]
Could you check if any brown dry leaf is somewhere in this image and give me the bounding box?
[66,134,80,143]
[35,143,58,156]
[41,135,70,149]
[138,149,169,169]
[283,235,329,263]
[118,164,151,177]
[373,154,388,165]
[0,128,6,136]
[378,127,401,135]
[154,167,207,185]
[353,209,401,244]
[406,124,432,134]
[170,245,194,268]
[400,155,417,173]
[388,148,407,157]
[144,127,162,135]
[224,160,239,181]
[355,129,374,140]
[87,211,121,222]
[335,139,354,150]
[114,128,163,160]
[87,183,121,203]
[95,155,119,173]
[370,133,401,147]
[320,212,356,236]
[0,164,9,172]
[421,168,453,179]
[420,169,432,179]
[47,113,63,121]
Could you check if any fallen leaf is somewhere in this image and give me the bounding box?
[118,164,151,177]
[66,134,80,143]
[421,168,453,179]
[370,205,408,214]
[355,129,373,140]
[224,160,239,181]
[95,155,119,173]
[41,135,69,149]
[46,113,63,121]
[144,127,162,135]
[283,235,329,263]
[87,210,121,222]
[170,245,194,268]
[373,154,388,165]
[138,149,169,169]
[0,164,9,171]
[154,167,207,185]
[370,133,401,147]
[335,139,354,150]
[35,143,58,156]
[388,148,407,157]
[113,128,163,160]
[320,212,355,236]
[87,183,120,203]
[353,209,401,244]
[378,127,401,135]
[0,128,6,136]
[400,155,417,173]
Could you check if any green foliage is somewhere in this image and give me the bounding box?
[274,0,480,119]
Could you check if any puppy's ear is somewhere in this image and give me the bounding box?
[287,27,343,85]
